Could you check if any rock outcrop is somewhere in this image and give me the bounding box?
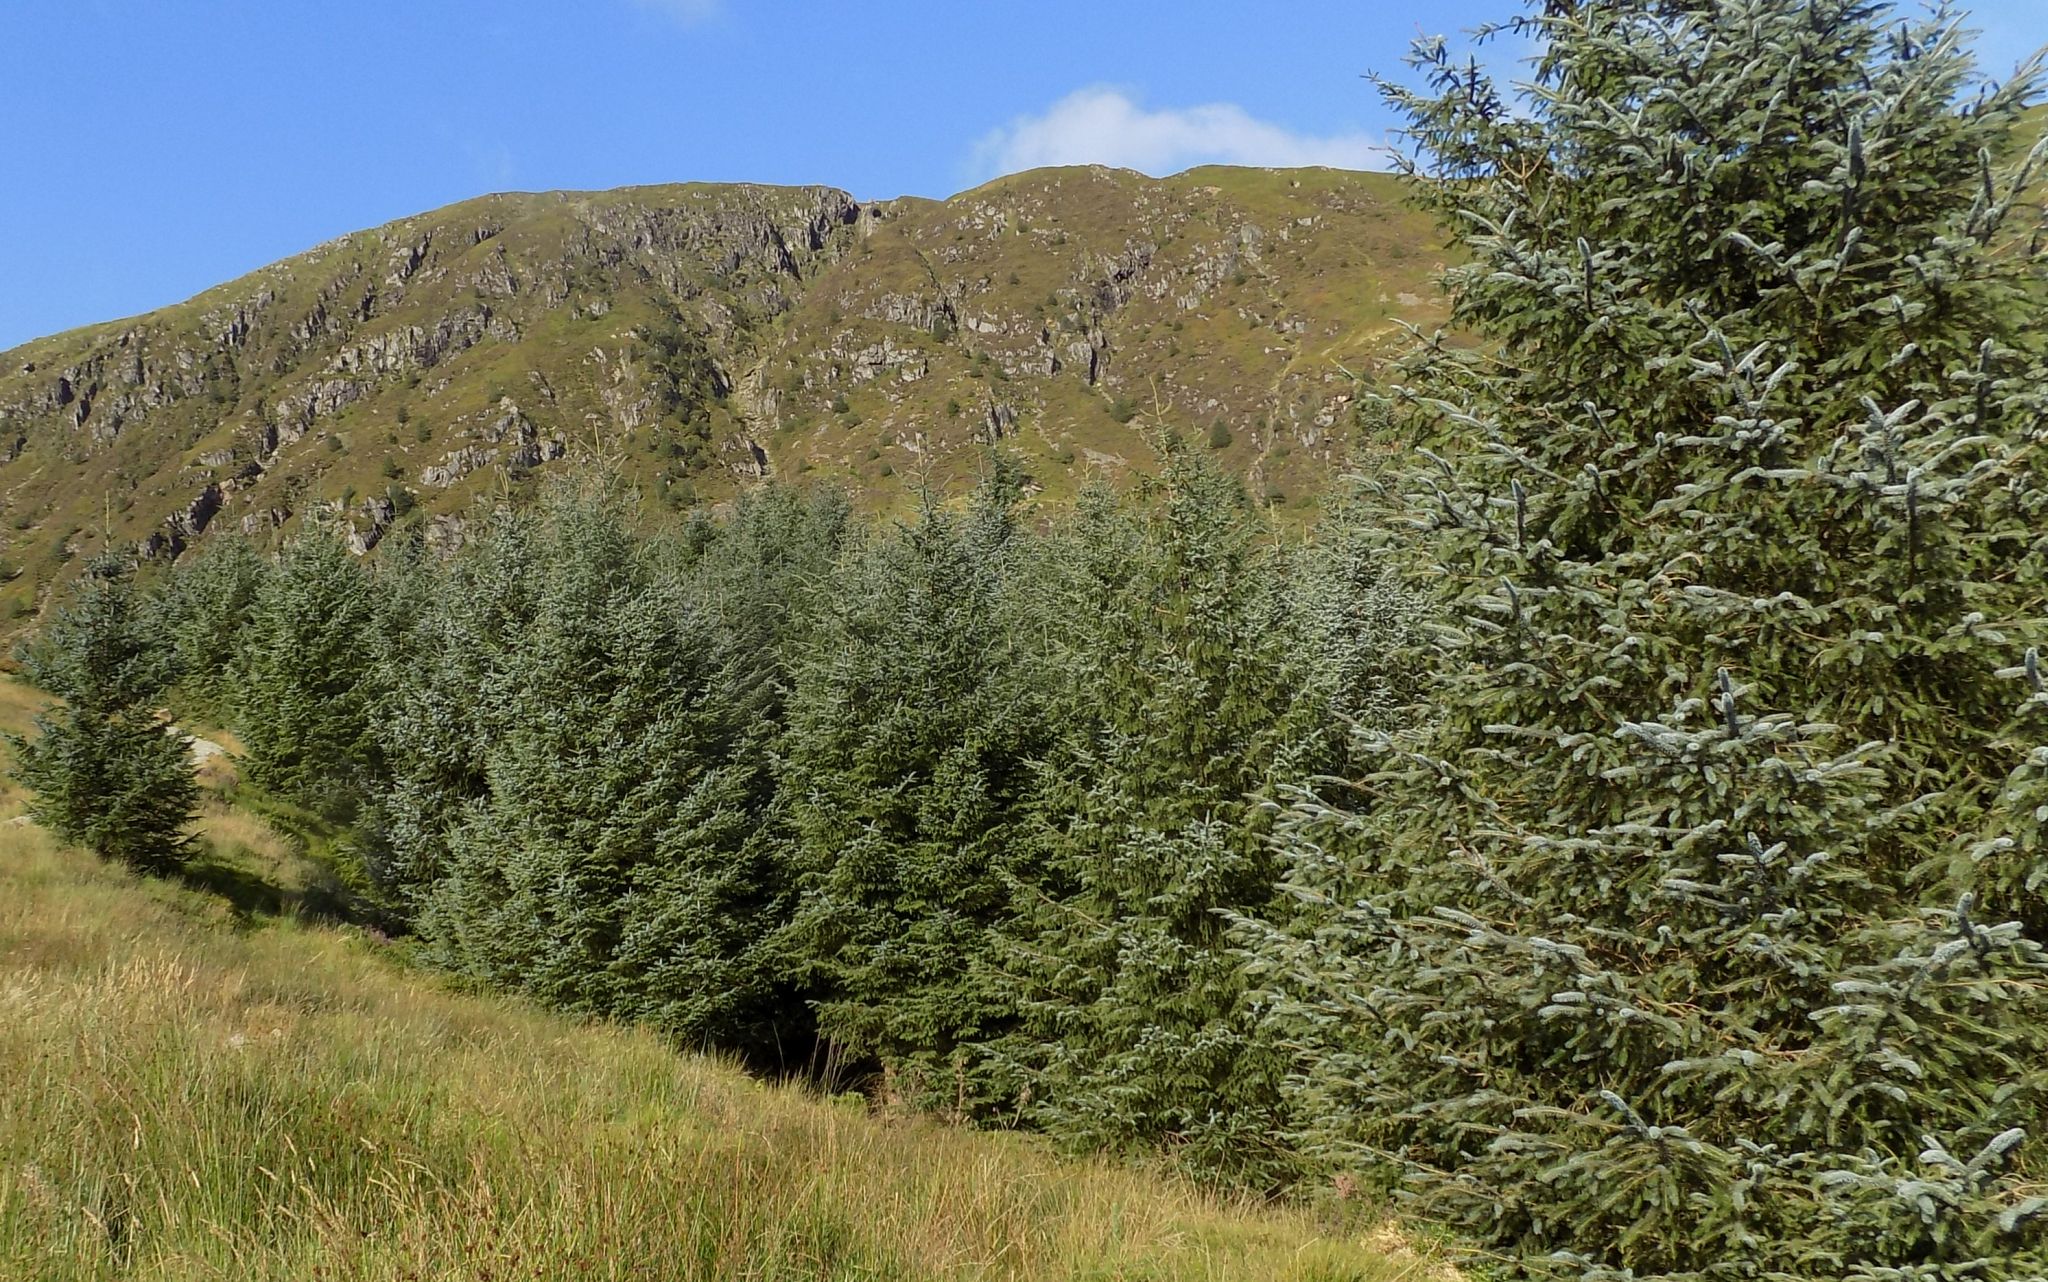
[0,168,1444,625]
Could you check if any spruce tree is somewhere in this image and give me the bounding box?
[1975,647,2048,936]
[152,533,269,718]
[9,554,197,873]
[1285,490,1430,741]
[779,459,1047,1109]
[364,511,532,910]
[235,526,382,821]
[989,441,1339,1186]
[1247,2,2048,1276]
[405,483,830,1058]
[679,482,852,746]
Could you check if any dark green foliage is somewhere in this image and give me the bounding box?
[1975,648,2048,937]
[409,492,754,1039]
[1247,2,2048,1277]
[128,445,1429,1175]
[363,529,514,909]
[779,459,1048,1109]
[683,483,853,738]
[1285,496,1428,740]
[376,481,849,1060]
[9,555,196,873]
[989,442,1367,1187]
[235,527,382,822]
[154,534,269,716]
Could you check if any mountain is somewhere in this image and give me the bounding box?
[0,166,1449,621]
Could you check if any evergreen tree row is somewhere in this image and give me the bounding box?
[128,444,1418,1196]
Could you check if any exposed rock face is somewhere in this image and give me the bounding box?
[175,485,223,540]
[137,483,225,560]
[0,167,1447,624]
[324,305,507,379]
[348,496,398,554]
[422,447,493,489]
[241,507,291,536]
[423,513,468,556]
[983,401,1019,441]
[415,398,565,488]
[845,339,927,385]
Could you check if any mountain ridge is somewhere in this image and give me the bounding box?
[0,164,1448,623]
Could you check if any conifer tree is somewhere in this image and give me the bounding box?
[1246,2,2048,1275]
[360,518,523,909]
[235,526,382,820]
[152,534,269,717]
[8,554,197,873]
[779,459,1047,1109]
[406,484,832,1057]
[1976,647,2048,936]
[680,482,852,744]
[990,441,1338,1185]
[1285,491,1430,740]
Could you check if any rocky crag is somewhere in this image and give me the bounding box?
[0,166,1448,621]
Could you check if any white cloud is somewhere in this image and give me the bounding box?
[971,88,1387,180]
[630,0,720,26]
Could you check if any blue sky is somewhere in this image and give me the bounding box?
[2,0,2042,350]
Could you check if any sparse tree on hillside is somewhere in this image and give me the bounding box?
[8,553,196,873]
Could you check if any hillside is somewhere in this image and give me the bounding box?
[0,167,1446,623]
[0,678,1446,1282]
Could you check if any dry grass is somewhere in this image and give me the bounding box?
[0,756,1450,1280]
[0,675,50,819]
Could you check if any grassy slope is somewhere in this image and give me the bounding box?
[763,166,1445,510]
[0,184,861,627]
[0,685,1448,1282]
[0,166,1448,629]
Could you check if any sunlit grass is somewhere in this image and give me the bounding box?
[0,674,49,819]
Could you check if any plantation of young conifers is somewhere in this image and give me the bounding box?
[8,1,2048,1279]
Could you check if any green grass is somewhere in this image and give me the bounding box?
[0,681,1450,1281]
